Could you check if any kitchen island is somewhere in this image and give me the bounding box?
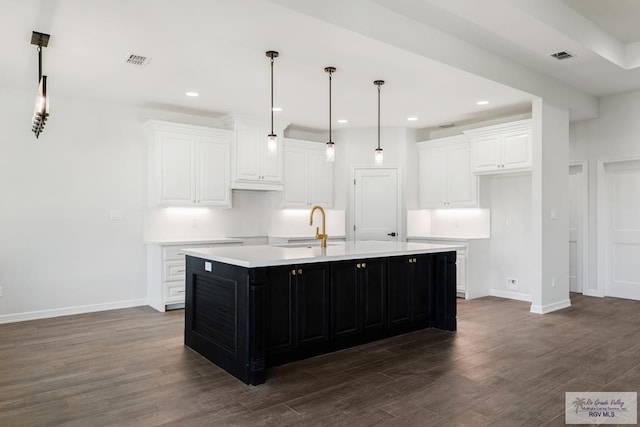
[183,241,462,385]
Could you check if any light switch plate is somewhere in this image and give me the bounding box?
[110,210,125,220]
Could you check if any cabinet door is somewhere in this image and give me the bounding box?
[412,255,432,324]
[387,257,411,326]
[471,135,501,172]
[196,136,231,207]
[419,148,447,208]
[283,148,309,208]
[158,132,196,205]
[265,266,296,356]
[330,261,360,340]
[360,258,386,333]
[261,134,283,182]
[309,150,333,207]
[447,145,476,207]
[502,129,531,170]
[235,124,261,181]
[296,263,330,347]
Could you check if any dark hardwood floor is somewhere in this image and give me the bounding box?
[2,294,639,426]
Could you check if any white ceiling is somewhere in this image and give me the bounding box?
[2,0,640,132]
[561,0,640,44]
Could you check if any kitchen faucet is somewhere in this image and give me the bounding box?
[309,205,328,248]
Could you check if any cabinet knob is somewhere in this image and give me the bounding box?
[291,269,296,276]
[298,268,303,275]
[356,263,361,269]
[408,258,413,264]
[362,262,366,268]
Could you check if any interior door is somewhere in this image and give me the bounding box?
[569,164,583,293]
[354,168,398,241]
[605,160,640,300]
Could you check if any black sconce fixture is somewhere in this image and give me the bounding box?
[31,31,50,139]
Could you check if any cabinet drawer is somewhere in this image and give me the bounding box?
[165,282,186,303]
[164,260,186,281]
[163,244,211,261]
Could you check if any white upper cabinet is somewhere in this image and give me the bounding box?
[417,135,477,209]
[283,139,333,208]
[146,121,231,207]
[465,119,532,174]
[222,116,286,191]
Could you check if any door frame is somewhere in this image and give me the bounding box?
[350,165,404,242]
[569,161,589,295]
[597,156,640,298]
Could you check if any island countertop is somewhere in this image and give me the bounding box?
[183,240,463,268]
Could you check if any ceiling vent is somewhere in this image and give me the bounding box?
[437,123,455,129]
[550,51,574,61]
[125,54,150,66]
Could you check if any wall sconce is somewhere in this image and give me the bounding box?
[31,31,50,139]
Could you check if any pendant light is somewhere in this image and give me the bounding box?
[374,80,385,166]
[325,66,336,162]
[266,50,279,156]
[31,31,51,139]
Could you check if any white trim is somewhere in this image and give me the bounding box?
[597,160,606,297]
[529,299,571,314]
[0,299,148,324]
[569,161,589,295]
[350,164,404,242]
[490,289,532,302]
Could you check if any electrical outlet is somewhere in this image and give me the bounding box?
[506,277,518,290]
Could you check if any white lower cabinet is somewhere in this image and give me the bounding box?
[407,237,490,299]
[146,240,242,312]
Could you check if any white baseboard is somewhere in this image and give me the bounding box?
[490,289,532,302]
[529,299,572,314]
[0,299,148,324]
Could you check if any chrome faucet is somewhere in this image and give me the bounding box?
[309,205,328,248]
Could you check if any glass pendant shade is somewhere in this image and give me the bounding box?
[267,133,278,156]
[325,141,335,162]
[374,147,384,166]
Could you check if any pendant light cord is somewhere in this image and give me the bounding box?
[329,70,332,143]
[38,45,42,82]
[377,83,381,150]
[270,55,274,135]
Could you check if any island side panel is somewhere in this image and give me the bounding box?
[430,251,457,331]
[185,256,262,384]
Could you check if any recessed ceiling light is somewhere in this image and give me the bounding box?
[185,91,199,97]
[407,117,418,121]
[272,107,282,112]
[337,119,348,124]
[476,100,490,105]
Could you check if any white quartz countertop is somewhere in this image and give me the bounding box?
[145,237,244,245]
[183,240,464,268]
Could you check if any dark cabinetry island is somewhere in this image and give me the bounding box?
[183,241,460,385]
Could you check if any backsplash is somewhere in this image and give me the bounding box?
[144,191,346,242]
[407,208,491,238]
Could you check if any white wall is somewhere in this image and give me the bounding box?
[570,89,640,295]
[484,175,533,299]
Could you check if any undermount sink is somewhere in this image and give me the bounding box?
[273,242,342,249]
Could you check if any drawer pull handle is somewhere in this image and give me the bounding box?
[177,252,184,256]
[177,269,185,273]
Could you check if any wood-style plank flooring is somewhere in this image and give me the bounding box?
[2,294,640,426]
